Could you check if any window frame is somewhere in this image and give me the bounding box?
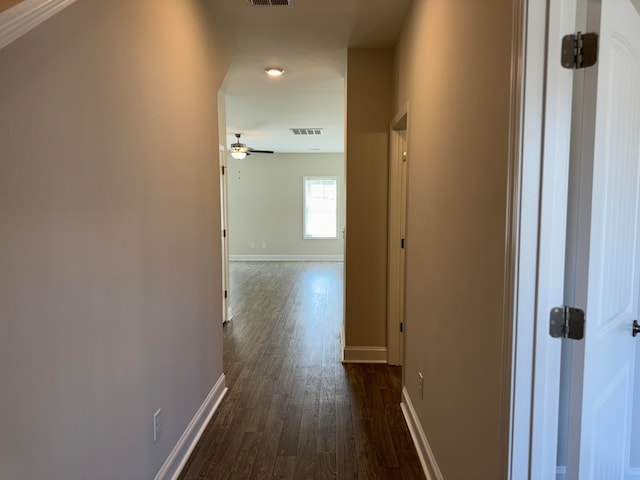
[302,176,339,240]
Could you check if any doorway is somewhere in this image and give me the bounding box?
[387,107,408,367]
[219,145,232,324]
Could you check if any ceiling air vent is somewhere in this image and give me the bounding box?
[291,128,323,136]
[248,0,293,6]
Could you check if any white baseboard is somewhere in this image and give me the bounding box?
[0,0,78,51]
[230,254,344,262]
[342,346,388,364]
[155,374,228,480]
[400,387,444,480]
[556,465,566,480]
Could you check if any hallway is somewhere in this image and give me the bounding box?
[179,262,424,479]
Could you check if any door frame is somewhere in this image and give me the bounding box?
[387,105,409,366]
[219,145,232,324]
[0,0,77,51]
[508,0,577,477]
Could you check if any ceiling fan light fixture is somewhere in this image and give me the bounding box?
[230,133,274,158]
[230,134,248,159]
[231,148,247,160]
[248,0,293,6]
[265,67,285,77]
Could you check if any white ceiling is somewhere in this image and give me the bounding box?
[208,0,413,154]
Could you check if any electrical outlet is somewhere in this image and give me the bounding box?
[153,409,161,443]
[250,242,255,249]
[262,242,267,249]
[418,372,424,400]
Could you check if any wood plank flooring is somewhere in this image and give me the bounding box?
[179,262,425,480]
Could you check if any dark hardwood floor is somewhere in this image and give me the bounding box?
[179,262,425,480]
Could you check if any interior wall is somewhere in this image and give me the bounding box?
[344,48,394,350]
[394,0,514,478]
[0,1,231,479]
[227,152,345,258]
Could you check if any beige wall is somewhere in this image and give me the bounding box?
[227,152,344,258]
[0,1,231,478]
[395,0,514,478]
[344,48,394,349]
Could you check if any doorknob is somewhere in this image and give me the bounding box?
[633,320,640,337]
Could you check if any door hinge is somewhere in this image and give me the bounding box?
[224,290,228,299]
[400,322,404,333]
[221,165,226,175]
[561,32,598,70]
[549,306,585,340]
[223,229,227,238]
[401,238,405,249]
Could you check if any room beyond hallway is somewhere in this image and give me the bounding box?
[179,261,424,480]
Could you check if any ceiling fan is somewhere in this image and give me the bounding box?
[229,133,274,159]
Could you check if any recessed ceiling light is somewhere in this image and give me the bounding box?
[265,67,285,77]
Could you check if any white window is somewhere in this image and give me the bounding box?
[303,176,338,239]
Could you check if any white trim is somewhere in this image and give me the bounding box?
[341,346,387,364]
[511,0,577,476]
[0,0,77,51]
[230,254,343,262]
[154,374,228,480]
[400,387,444,480]
[556,466,566,480]
[628,467,640,479]
[529,0,578,477]
[503,0,530,476]
[391,104,408,131]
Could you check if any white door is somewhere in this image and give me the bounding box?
[567,0,640,477]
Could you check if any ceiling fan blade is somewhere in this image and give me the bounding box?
[247,148,274,154]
